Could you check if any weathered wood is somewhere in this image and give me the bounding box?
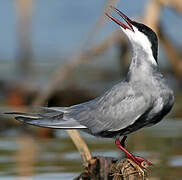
[75,157,149,180]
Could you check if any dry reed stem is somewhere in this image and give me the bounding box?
[15,0,33,75]
[159,0,182,14]
[143,0,182,33]
[67,130,92,164]
[143,0,161,32]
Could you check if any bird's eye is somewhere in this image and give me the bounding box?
[141,28,145,33]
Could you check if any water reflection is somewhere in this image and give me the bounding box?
[0,118,182,179]
[169,156,182,167]
[15,134,38,177]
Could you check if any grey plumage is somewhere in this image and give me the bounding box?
[6,8,174,139]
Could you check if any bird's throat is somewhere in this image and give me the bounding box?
[126,50,158,81]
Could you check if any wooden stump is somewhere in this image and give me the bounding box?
[75,157,149,180]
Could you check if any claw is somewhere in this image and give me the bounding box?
[134,156,152,169]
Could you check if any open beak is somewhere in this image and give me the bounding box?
[106,6,134,33]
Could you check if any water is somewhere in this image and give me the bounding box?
[0,119,182,179]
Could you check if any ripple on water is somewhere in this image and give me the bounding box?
[92,150,121,158]
[0,138,18,151]
[64,150,121,160]
[168,155,182,167]
[144,119,182,138]
[0,155,14,163]
[33,172,79,180]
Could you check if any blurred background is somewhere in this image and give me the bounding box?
[0,0,182,179]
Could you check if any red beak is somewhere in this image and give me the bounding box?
[106,6,135,33]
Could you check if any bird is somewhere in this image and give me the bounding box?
[6,7,174,169]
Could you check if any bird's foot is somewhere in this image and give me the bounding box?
[115,138,152,169]
[134,156,152,169]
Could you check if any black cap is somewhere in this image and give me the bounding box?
[131,21,158,62]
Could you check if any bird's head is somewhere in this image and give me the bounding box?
[106,7,158,63]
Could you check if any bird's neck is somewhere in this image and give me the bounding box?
[127,45,158,81]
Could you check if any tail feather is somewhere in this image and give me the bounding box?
[5,112,44,119]
[5,109,87,129]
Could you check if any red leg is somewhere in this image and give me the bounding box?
[135,156,152,166]
[115,137,152,168]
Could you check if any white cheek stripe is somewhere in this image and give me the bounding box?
[121,26,157,65]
